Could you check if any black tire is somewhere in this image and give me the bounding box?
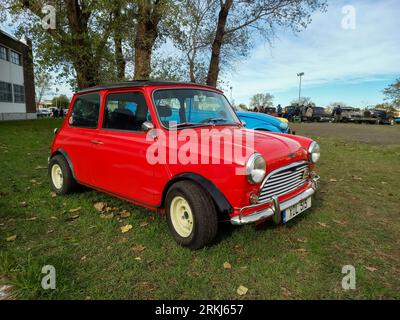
[165,181,218,250]
[48,154,77,195]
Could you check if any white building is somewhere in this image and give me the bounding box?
[0,30,36,121]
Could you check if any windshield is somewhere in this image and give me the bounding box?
[153,89,241,129]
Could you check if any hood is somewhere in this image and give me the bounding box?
[175,126,307,170]
[237,111,283,127]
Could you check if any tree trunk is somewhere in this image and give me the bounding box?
[206,0,233,87]
[134,0,163,80]
[113,6,126,80]
[65,0,98,88]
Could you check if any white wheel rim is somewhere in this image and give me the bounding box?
[51,164,63,189]
[170,196,194,238]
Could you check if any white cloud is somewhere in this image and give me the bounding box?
[227,0,400,105]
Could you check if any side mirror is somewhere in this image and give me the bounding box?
[53,128,59,135]
[141,121,154,132]
[241,121,246,127]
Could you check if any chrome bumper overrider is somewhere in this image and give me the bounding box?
[231,175,320,225]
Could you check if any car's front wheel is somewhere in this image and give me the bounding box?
[48,154,77,195]
[165,181,218,250]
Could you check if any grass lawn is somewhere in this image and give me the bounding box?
[1,119,399,299]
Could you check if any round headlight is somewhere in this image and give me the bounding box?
[280,122,288,130]
[308,141,320,163]
[245,153,266,184]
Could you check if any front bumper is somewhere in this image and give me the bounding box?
[231,175,320,225]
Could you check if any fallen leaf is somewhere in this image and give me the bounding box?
[119,211,130,218]
[139,222,148,228]
[6,235,17,241]
[50,216,57,220]
[120,224,133,233]
[296,238,307,243]
[132,244,146,252]
[295,248,307,253]
[329,179,338,182]
[333,219,346,225]
[236,285,248,296]
[99,213,114,219]
[317,222,327,227]
[69,214,80,220]
[30,179,37,183]
[281,287,292,297]
[46,230,54,234]
[94,202,106,212]
[80,255,87,261]
[26,216,37,221]
[50,192,57,198]
[20,201,27,207]
[147,216,155,222]
[35,165,46,170]
[223,262,232,269]
[365,266,378,272]
[134,257,142,261]
[106,246,112,250]
[69,207,81,213]
[352,176,362,181]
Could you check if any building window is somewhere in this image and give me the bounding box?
[13,84,25,103]
[0,45,8,61]
[0,81,13,102]
[10,50,22,66]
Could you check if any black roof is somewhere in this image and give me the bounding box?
[77,80,215,94]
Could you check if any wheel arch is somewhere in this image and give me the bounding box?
[50,148,76,179]
[161,173,233,217]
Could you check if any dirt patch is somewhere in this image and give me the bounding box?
[291,122,400,145]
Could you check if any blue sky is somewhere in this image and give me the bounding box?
[228,0,400,107]
[1,0,399,107]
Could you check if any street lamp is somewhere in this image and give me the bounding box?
[297,72,304,101]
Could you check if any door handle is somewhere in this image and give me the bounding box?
[90,140,104,145]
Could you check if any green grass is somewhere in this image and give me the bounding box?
[1,119,399,299]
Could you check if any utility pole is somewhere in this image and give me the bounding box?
[297,72,304,101]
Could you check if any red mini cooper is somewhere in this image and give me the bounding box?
[48,81,320,249]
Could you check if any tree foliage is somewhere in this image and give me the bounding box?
[383,78,400,107]
[250,93,274,108]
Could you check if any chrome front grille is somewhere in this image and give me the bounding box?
[258,162,309,202]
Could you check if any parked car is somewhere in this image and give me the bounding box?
[353,109,396,125]
[339,107,362,122]
[37,108,52,118]
[48,81,320,249]
[393,110,400,123]
[311,107,332,122]
[234,105,291,134]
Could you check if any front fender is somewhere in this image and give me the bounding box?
[162,172,233,216]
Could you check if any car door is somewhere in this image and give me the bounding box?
[90,90,157,206]
[60,93,101,185]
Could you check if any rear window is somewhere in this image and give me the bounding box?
[69,93,100,128]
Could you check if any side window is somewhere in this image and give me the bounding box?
[69,93,100,128]
[103,92,149,131]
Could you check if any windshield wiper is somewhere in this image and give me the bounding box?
[201,118,227,124]
[170,122,210,129]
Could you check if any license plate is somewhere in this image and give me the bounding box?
[283,197,312,223]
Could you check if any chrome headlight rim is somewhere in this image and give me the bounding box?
[245,153,266,184]
[308,141,320,163]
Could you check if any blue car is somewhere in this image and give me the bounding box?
[235,109,291,134]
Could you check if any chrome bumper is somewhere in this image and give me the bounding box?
[231,175,320,225]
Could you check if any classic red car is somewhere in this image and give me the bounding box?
[48,81,320,249]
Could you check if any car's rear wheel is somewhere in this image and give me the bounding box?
[165,181,218,250]
[49,154,77,195]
